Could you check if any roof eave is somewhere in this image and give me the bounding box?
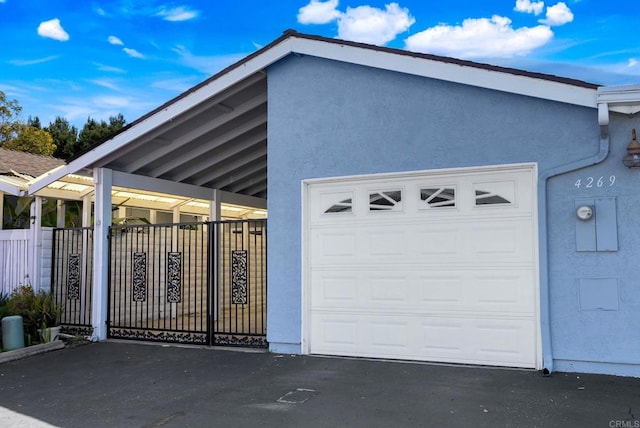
[27,30,601,195]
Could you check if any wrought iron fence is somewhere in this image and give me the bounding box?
[213,220,267,347]
[108,222,210,344]
[106,219,267,348]
[51,227,94,336]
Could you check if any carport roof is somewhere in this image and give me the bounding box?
[28,30,601,200]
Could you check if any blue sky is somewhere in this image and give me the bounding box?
[1,0,638,129]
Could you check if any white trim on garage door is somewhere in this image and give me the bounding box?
[301,163,540,369]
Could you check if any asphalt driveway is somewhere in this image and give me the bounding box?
[0,342,639,427]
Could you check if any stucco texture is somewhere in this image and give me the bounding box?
[547,112,640,375]
[265,54,629,373]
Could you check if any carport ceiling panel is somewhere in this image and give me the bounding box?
[178,133,267,184]
[120,96,267,176]
[100,74,267,172]
[204,155,268,190]
[143,110,267,179]
[187,144,267,186]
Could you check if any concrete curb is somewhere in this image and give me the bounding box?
[0,340,65,364]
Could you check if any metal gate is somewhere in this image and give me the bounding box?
[51,227,94,336]
[107,219,267,348]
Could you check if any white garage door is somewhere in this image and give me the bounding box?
[305,165,539,368]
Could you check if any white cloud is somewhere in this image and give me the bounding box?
[96,7,106,16]
[9,56,59,66]
[297,0,340,25]
[93,95,131,108]
[297,1,414,45]
[89,79,122,91]
[37,18,70,41]
[172,45,246,75]
[405,15,553,59]
[108,35,124,45]
[156,6,199,22]
[338,3,415,45]
[540,2,574,26]
[514,0,544,15]
[629,58,638,68]
[123,48,145,59]
[94,62,126,73]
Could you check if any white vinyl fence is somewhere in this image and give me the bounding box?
[0,228,53,295]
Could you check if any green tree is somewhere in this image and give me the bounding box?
[3,124,56,156]
[27,116,42,129]
[0,90,22,144]
[108,113,126,133]
[47,116,78,160]
[75,114,126,155]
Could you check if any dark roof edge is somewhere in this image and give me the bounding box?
[68,29,599,163]
[292,31,599,90]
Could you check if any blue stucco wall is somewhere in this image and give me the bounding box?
[547,113,640,376]
[266,54,638,375]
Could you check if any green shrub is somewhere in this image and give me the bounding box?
[7,285,63,343]
[0,291,10,319]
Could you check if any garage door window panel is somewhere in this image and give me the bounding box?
[474,181,516,207]
[369,190,403,212]
[325,197,353,213]
[420,187,456,209]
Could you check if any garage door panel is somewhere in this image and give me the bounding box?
[370,276,411,303]
[417,228,459,255]
[311,313,535,367]
[370,319,412,351]
[473,320,536,367]
[311,271,413,309]
[312,224,533,265]
[368,230,408,256]
[312,269,534,314]
[308,165,538,368]
[420,318,467,356]
[312,316,359,350]
[468,220,533,260]
[311,273,359,303]
[471,270,535,313]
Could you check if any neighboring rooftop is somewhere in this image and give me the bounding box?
[0,148,65,178]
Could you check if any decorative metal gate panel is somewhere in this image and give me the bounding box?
[106,219,267,348]
[212,220,267,347]
[108,222,210,344]
[51,227,94,336]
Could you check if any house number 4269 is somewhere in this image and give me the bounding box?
[575,175,616,189]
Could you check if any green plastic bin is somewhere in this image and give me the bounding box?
[2,315,25,351]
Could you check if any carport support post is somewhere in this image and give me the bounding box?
[91,168,112,341]
[210,190,221,324]
[56,200,66,228]
[0,193,5,230]
[28,196,43,291]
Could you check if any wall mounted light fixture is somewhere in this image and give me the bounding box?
[622,129,640,168]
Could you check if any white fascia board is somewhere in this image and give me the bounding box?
[0,181,23,196]
[27,165,68,195]
[289,37,597,109]
[597,85,640,114]
[111,171,216,201]
[219,190,267,209]
[27,40,296,195]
